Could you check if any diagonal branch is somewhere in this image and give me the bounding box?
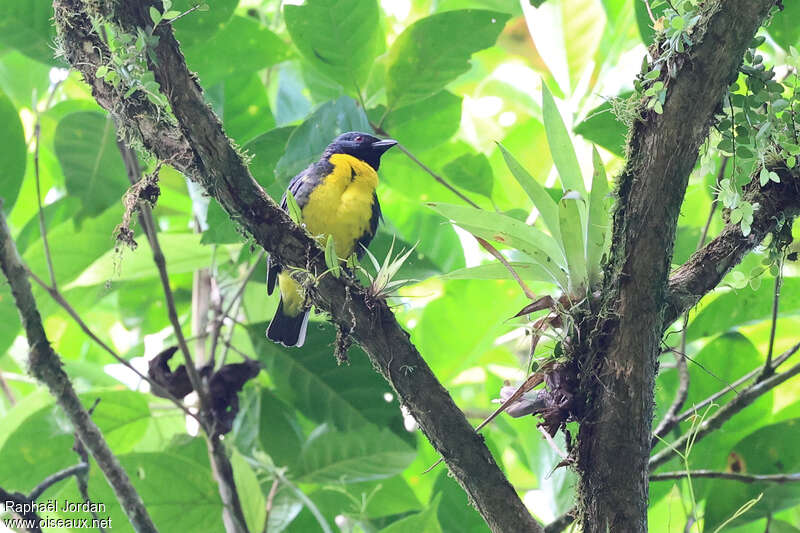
[0,207,158,533]
[52,1,542,531]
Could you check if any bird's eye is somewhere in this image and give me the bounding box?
[355,135,363,142]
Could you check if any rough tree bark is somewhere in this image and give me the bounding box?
[575,0,777,531]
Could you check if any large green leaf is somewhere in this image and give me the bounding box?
[294,424,416,484]
[23,205,123,288]
[428,202,568,288]
[245,126,296,197]
[284,0,382,88]
[769,1,800,50]
[184,16,289,87]
[220,74,275,146]
[258,389,304,468]
[68,232,231,288]
[54,111,128,221]
[441,261,553,283]
[0,91,25,213]
[0,390,150,493]
[171,0,237,47]
[231,450,267,533]
[55,448,225,532]
[542,85,585,195]
[634,0,667,45]
[705,419,800,531]
[443,152,494,199]
[385,10,510,109]
[432,470,486,532]
[274,96,371,182]
[586,147,610,286]
[522,0,606,93]
[574,96,630,157]
[0,0,57,65]
[687,278,800,341]
[558,193,588,290]
[372,91,463,153]
[13,197,80,254]
[248,323,405,435]
[0,50,51,108]
[378,495,442,533]
[497,142,562,247]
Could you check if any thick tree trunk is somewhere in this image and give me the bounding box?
[575,1,776,531]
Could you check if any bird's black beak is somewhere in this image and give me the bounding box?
[371,138,398,153]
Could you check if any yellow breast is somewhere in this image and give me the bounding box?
[301,153,378,259]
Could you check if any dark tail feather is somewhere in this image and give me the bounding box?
[266,299,309,348]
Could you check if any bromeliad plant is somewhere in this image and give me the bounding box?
[427,85,612,434]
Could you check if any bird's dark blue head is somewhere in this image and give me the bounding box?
[325,131,398,171]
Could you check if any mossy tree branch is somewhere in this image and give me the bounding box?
[52,1,543,531]
[576,0,779,531]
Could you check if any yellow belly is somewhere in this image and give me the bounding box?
[301,153,378,259]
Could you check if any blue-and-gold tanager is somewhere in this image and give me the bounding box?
[266,132,397,347]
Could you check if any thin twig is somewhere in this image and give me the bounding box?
[650,470,800,483]
[262,478,280,533]
[209,251,263,366]
[117,142,209,421]
[26,268,197,422]
[762,252,783,377]
[395,143,481,208]
[650,355,800,470]
[673,342,799,426]
[0,370,16,406]
[651,345,689,446]
[29,463,89,501]
[33,97,59,290]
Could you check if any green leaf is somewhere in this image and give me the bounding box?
[284,0,382,88]
[427,202,568,289]
[170,0,238,48]
[294,424,416,484]
[372,91,462,152]
[559,192,588,291]
[587,147,610,286]
[0,50,51,108]
[285,189,303,225]
[542,85,585,195]
[220,74,275,145]
[443,152,494,198]
[385,10,510,109]
[231,450,267,533]
[58,448,225,532]
[687,278,800,341]
[574,95,631,157]
[378,494,443,533]
[23,206,124,288]
[0,0,58,65]
[634,0,667,45]
[441,261,554,283]
[247,323,406,435]
[705,420,800,531]
[0,390,150,493]
[68,232,232,288]
[768,0,800,50]
[258,389,304,468]
[497,142,563,248]
[183,16,289,86]
[54,112,128,221]
[245,126,296,192]
[274,96,370,182]
[432,470,486,532]
[0,90,26,213]
[324,234,341,278]
[201,198,241,244]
